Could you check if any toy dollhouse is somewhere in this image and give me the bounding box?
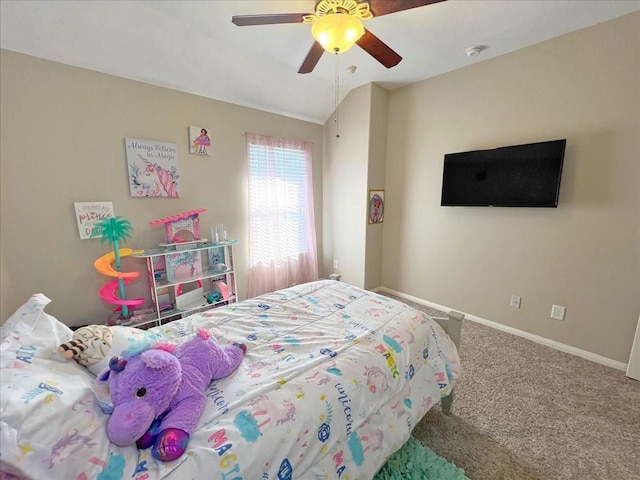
[150,208,206,245]
[149,208,206,281]
[134,208,238,326]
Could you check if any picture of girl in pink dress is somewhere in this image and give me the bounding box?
[191,127,211,155]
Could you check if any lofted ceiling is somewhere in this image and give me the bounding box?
[1,0,638,124]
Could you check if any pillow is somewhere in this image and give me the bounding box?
[0,294,138,479]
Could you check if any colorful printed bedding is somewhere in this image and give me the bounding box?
[0,280,460,479]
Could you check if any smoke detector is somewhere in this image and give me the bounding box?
[345,65,357,74]
[465,45,486,57]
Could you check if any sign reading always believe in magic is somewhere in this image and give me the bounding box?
[125,138,180,198]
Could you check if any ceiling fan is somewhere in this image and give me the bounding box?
[232,0,445,74]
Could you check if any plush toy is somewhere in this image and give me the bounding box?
[98,329,245,462]
[58,324,160,376]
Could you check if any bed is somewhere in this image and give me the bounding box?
[0,279,462,479]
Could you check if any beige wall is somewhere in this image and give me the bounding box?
[364,84,389,290]
[0,50,323,326]
[322,84,372,287]
[383,12,640,363]
[321,83,389,290]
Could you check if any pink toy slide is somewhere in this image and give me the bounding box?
[98,279,144,307]
[94,249,144,308]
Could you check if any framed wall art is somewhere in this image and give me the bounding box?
[74,201,114,239]
[189,126,211,156]
[368,189,384,224]
[125,138,180,198]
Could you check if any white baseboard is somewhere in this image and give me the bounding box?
[374,286,628,372]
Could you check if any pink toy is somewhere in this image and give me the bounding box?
[149,208,207,244]
[149,209,208,284]
[92,217,143,320]
[99,329,245,461]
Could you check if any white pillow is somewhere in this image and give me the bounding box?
[0,294,138,479]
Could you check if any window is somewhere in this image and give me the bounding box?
[246,133,318,297]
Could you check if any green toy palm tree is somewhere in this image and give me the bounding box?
[93,216,134,318]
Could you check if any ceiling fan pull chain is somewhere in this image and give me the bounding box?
[335,53,340,139]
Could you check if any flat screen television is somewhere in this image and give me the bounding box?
[441,139,566,207]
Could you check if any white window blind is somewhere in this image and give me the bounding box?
[246,133,318,297]
[248,144,308,264]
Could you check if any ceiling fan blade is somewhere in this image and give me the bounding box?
[298,42,325,74]
[356,29,402,68]
[232,13,308,26]
[368,0,446,17]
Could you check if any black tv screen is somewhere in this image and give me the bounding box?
[441,139,566,207]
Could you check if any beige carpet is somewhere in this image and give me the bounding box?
[385,294,640,480]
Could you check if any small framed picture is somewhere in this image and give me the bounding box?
[189,126,211,156]
[74,201,114,239]
[368,189,384,224]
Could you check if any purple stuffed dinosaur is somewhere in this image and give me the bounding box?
[99,329,245,461]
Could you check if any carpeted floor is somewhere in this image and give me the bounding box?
[385,294,640,480]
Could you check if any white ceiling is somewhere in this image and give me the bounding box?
[1,1,638,124]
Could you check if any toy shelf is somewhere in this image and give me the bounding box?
[153,265,234,289]
[148,294,237,323]
[133,240,238,326]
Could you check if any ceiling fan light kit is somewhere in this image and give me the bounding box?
[232,0,446,74]
[306,0,372,53]
[311,12,365,53]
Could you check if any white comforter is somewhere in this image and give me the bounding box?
[1,280,460,480]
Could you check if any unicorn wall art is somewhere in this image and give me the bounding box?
[125,138,180,198]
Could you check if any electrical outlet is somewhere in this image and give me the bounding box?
[333,259,338,270]
[551,304,566,321]
[510,295,521,308]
